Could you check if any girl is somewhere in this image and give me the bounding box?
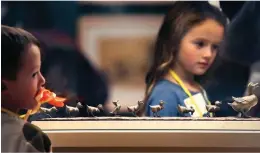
[139,2,227,117]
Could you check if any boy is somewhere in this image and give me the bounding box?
[1,25,52,152]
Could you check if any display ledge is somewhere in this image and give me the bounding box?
[32,117,260,152]
[53,147,260,152]
[39,130,260,152]
[38,116,260,121]
[33,117,260,130]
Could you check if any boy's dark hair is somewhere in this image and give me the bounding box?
[2,25,41,80]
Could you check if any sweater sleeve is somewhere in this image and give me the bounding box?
[22,122,52,152]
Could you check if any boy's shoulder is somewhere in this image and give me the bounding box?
[1,113,52,152]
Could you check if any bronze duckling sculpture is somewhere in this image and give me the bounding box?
[149,100,165,117]
[205,101,222,117]
[65,102,84,117]
[86,104,103,117]
[228,82,259,118]
[37,106,58,118]
[177,104,195,116]
[110,100,121,116]
[127,100,144,117]
[39,106,58,114]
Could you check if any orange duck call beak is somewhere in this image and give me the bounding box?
[36,87,66,107]
[22,87,67,121]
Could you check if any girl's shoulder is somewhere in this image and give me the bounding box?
[146,79,187,117]
[148,79,200,105]
[148,79,188,105]
[151,79,185,96]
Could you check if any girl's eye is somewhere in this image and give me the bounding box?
[212,44,219,51]
[194,41,205,48]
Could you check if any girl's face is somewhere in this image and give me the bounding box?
[175,19,224,76]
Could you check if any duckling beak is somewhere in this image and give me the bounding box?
[252,83,259,89]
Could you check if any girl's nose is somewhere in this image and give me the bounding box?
[203,46,214,59]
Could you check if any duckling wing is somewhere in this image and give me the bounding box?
[240,95,258,107]
[127,106,134,109]
[149,105,157,109]
[39,107,47,113]
[232,96,246,103]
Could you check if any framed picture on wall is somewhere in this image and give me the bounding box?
[78,15,163,106]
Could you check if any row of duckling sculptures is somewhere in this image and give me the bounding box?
[151,82,259,118]
[34,100,144,117]
[149,100,222,117]
[35,82,259,118]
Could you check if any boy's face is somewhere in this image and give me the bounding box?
[3,44,45,110]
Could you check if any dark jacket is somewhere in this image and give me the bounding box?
[205,1,260,117]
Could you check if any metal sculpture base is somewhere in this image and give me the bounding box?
[37,116,260,121]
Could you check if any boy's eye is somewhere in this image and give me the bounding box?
[32,72,38,77]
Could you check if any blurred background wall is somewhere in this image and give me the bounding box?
[3,1,256,111]
[1,1,176,107]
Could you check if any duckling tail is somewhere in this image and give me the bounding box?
[127,107,131,112]
[65,105,69,113]
[205,105,210,111]
[190,110,194,115]
[177,104,181,112]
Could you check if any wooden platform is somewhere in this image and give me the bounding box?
[32,117,260,152]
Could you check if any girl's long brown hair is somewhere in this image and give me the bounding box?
[138,2,227,116]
